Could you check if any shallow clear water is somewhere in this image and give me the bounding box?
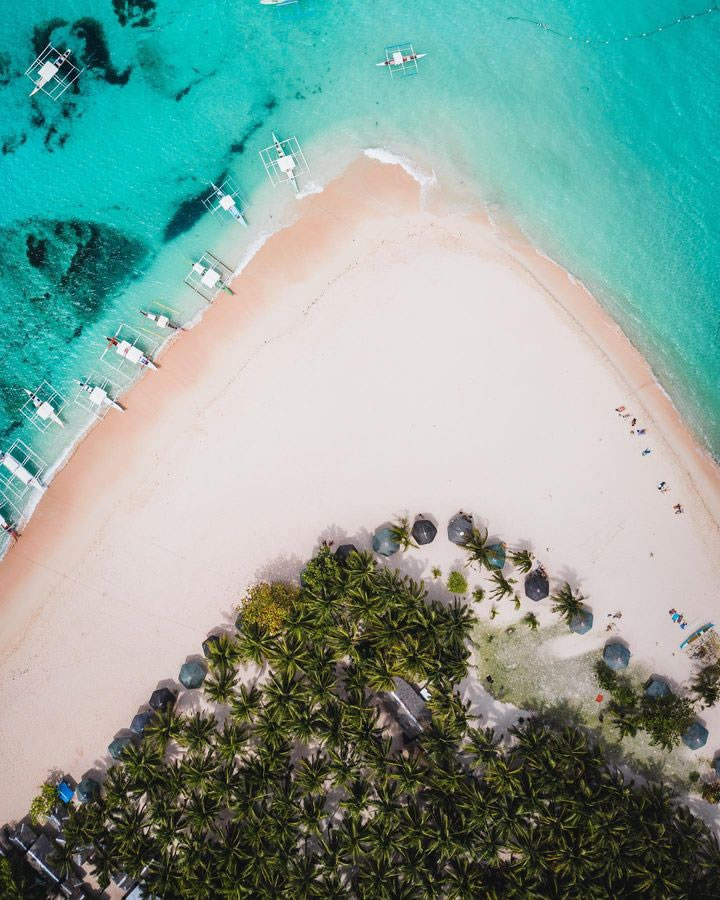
[0,0,718,538]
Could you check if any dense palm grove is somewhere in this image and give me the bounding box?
[57,547,720,898]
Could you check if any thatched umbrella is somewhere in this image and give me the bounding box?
[108,736,134,760]
[644,678,671,699]
[486,543,506,570]
[334,544,358,565]
[202,635,221,658]
[373,527,399,557]
[603,643,631,670]
[76,778,101,804]
[411,517,437,546]
[447,512,473,546]
[682,722,708,750]
[524,570,549,602]
[130,709,155,736]
[570,609,594,634]
[149,687,177,712]
[179,660,207,689]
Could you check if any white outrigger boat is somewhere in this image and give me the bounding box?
[0,511,19,540]
[0,450,43,490]
[376,50,427,69]
[77,379,124,412]
[29,49,72,96]
[105,336,158,370]
[140,310,180,330]
[210,183,247,225]
[272,132,299,192]
[260,0,297,6]
[23,388,64,428]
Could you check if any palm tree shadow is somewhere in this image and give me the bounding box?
[557,565,584,592]
[254,553,306,584]
[316,524,373,553]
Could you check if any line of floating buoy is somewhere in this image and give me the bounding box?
[507,4,720,46]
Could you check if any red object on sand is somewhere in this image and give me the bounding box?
[595,694,604,703]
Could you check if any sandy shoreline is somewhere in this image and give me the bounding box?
[0,156,719,824]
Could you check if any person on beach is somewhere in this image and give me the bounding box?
[615,406,626,413]
[631,418,637,427]
[674,504,684,514]
[637,428,646,434]
[642,448,651,456]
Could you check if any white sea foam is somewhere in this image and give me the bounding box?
[363,147,438,205]
[295,180,325,200]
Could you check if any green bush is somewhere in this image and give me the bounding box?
[29,781,57,825]
[639,694,696,751]
[472,587,484,602]
[239,582,298,633]
[446,571,468,595]
[701,781,720,804]
[594,660,619,693]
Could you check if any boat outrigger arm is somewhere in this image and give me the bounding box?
[77,380,125,412]
[0,511,19,539]
[272,132,298,192]
[140,310,180,330]
[106,336,158,370]
[23,389,64,427]
[29,49,71,96]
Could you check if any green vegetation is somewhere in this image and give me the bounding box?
[593,662,695,751]
[431,566,442,580]
[550,582,585,625]
[0,858,23,900]
[388,515,416,551]
[523,612,540,631]
[238,581,299,634]
[446,570,468,595]
[471,586,484,603]
[508,548,534,573]
[462,527,498,571]
[488,570,516,601]
[701,782,720,804]
[28,780,57,825]
[689,661,720,708]
[47,551,720,896]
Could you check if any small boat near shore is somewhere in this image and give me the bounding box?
[0,450,43,490]
[28,48,72,97]
[209,183,247,225]
[76,379,125,413]
[272,132,298,191]
[140,310,180,330]
[105,336,158,371]
[22,388,64,428]
[376,50,427,69]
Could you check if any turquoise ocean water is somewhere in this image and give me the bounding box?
[0,0,718,543]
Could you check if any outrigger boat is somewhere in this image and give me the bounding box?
[0,450,43,490]
[260,0,297,6]
[376,50,427,68]
[0,511,19,540]
[272,132,299,192]
[210,183,247,225]
[105,336,158,370]
[77,379,124,412]
[29,49,72,97]
[140,310,180,330]
[23,388,64,428]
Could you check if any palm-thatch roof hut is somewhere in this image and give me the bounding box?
[447,512,473,546]
[129,709,155,736]
[202,635,221,658]
[411,517,437,546]
[373,526,400,557]
[570,609,594,634]
[108,735,134,760]
[334,543,358,564]
[603,643,630,670]
[682,722,708,750]
[179,660,207,689]
[524,569,549,601]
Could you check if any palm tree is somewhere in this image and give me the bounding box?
[388,515,417,551]
[203,666,238,705]
[489,570,517,601]
[268,634,310,678]
[180,711,218,752]
[230,682,263,723]
[205,633,241,671]
[550,582,585,625]
[466,726,501,766]
[508,549,534,573]
[363,652,402,693]
[236,622,275,665]
[295,752,330,796]
[523,612,540,631]
[463,527,506,572]
[145,707,184,753]
[215,720,249,763]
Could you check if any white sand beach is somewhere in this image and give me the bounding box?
[1,157,719,824]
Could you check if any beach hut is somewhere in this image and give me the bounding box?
[713,756,720,776]
[644,678,671,699]
[179,660,207,689]
[682,722,709,750]
[373,527,400,557]
[76,777,101,804]
[603,643,631,670]
[202,635,221,658]
[570,609,594,635]
[108,735,134,760]
[334,543,358,564]
[447,512,473,546]
[524,569,549,602]
[149,687,177,712]
[411,517,437,546]
[486,543,506,570]
[129,710,155,737]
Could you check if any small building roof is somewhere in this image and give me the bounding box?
[26,833,61,883]
[411,517,437,546]
[372,526,400,557]
[447,512,473,545]
[334,543,358,564]
[603,642,630,670]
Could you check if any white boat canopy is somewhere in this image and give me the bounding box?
[259,135,309,189]
[185,251,233,302]
[25,45,83,100]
